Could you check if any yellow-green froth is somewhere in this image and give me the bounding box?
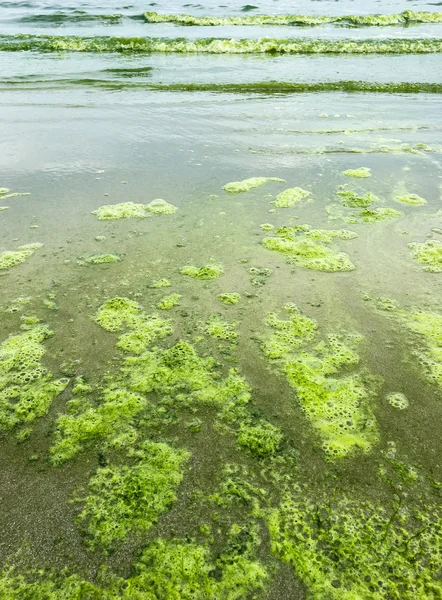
[387,392,409,409]
[204,314,238,341]
[222,177,285,193]
[94,297,141,332]
[343,167,372,178]
[217,293,240,305]
[408,240,442,272]
[271,187,311,208]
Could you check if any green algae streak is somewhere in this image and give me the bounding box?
[144,10,442,27]
[1,34,441,55]
[222,177,285,193]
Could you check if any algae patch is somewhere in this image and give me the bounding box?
[78,253,122,266]
[0,243,43,271]
[157,293,181,310]
[222,177,284,193]
[92,199,177,220]
[217,293,240,305]
[261,305,379,457]
[387,392,409,409]
[0,319,68,433]
[150,278,172,288]
[205,314,238,341]
[271,187,311,209]
[78,441,189,549]
[262,224,356,272]
[180,263,223,279]
[343,167,372,178]
[395,193,427,206]
[408,240,442,272]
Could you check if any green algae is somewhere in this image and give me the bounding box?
[205,314,238,341]
[157,293,181,310]
[92,201,151,220]
[262,225,356,272]
[222,177,284,193]
[262,305,379,457]
[271,187,311,209]
[78,253,122,266]
[2,34,441,55]
[337,189,381,208]
[180,263,223,279]
[94,297,141,332]
[343,167,372,178]
[144,10,442,27]
[146,198,178,215]
[408,240,442,272]
[395,193,427,206]
[78,440,189,549]
[150,278,172,288]
[387,392,409,409]
[353,207,403,224]
[260,223,274,232]
[0,243,43,271]
[0,319,68,432]
[237,421,283,457]
[268,492,442,599]
[20,11,123,23]
[217,293,240,305]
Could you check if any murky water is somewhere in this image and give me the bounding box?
[0,1,441,598]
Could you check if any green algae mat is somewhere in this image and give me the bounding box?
[0,0,442,598]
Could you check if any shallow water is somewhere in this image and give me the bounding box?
[0,1,442,598]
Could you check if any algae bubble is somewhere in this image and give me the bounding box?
[222,177,285,193]
[217,293,240,305]
[387,392,409,409]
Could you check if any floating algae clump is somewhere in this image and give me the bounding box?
[354,207,402,223]
[77,440,189,549]
[260,223,274,231]
[262,225,356,272]
[217,293,240,305]
[262,305,378,457]
[0,243,43,271]
[0,319,68,432]
[268,493,442,599]
[343,167,371,178]
[157,293,181,310]
[337,189,380,208]
[92,202,151,220]
[222,177,285,193]
[408,240,442,272]
[146,198,177,214]
[78,253,122,265]
[387,392,409,409]
[271,187,311,208]
[180,263,223,279]
[150,278,172,288]
[395,193,427,206]
[205,314,238,341]
[237,421,282,457]
[94,297,141,332]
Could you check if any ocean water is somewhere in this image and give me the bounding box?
[0,1,441,598]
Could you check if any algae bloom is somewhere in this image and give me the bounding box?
[343,167,372,178]
[157,293,181,310]
[92,199,177,220]
[408,239,442,272]
[271,187,311,208]
[146,198,178,214]
[78,253,122,265]
[0,243,43,271]
[395,193,427,206]
[180,263,224,279]
[217,293,240,305]
[387,392,409,409]
[222,177,285,193]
